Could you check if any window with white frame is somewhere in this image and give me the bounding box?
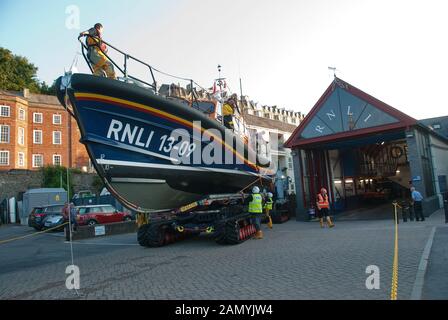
[0,125,10,143]
[18,108,26,121]
[53,114,62,125]
[32,154,43,168]
[0,151,9,165]
[33,130,42,144]
[0,105,10,117]
[33,112,43,123]
[53,131,61,145]
[18,127,25,145]
[53,154,62,166]
[18,152,25,167]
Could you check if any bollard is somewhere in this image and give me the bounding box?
[444,199,448,224]
[401,202,407,222]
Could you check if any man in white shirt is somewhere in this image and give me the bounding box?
[411,187,425,222]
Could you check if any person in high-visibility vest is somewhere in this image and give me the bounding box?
[222,94,239,130]
[316,187,334,228]
[79,23,116,79]
[248,186,264,239]
[264,192,274,229]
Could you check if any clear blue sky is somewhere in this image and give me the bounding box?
[1,0,448,119]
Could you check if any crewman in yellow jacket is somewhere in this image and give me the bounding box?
[79,23,116,79]
[222,94,238,130]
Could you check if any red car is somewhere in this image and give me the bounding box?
[76,205,133,226]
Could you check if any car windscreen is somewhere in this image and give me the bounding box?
[33,207,44,214]
[45,206,64,214]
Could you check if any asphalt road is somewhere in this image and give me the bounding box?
[0,210,446,300]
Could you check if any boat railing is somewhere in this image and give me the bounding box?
[77,34,208,103]
[76,35,254,146]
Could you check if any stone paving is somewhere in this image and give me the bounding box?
[0,210,446,300]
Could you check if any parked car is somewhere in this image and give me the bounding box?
[42,214,66,231]
[28,204,65,230]
[76,205,133,226]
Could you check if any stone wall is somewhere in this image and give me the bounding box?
[0,170,42,200]
[0,169,99,201]
[72,172,99,194]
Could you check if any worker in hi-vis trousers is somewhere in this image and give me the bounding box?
[248,186,265,239]
[264,192,273,229]
[79,23,116,79]
[316,188,334,228]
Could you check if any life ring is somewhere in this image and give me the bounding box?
[390,146,403,159]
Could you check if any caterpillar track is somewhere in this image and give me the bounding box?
[136,194,258,247]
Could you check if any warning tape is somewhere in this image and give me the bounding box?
[0,222,69,245]
[391,202,400,300]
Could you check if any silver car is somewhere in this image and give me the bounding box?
[43,214,65,231]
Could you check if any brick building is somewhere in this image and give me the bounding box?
[0,89,90,171]
[240,98,305,196]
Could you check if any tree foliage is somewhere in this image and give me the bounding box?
[0,47,56,95]
[91,175,105,194]
[41,166,75,198]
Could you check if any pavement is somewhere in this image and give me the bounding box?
[422,224,448,299]
[0,209,447,300]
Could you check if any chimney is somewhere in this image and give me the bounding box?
[23,88,30,98]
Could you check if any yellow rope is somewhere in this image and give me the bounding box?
[0,222,69,245]
[391,202,399,300]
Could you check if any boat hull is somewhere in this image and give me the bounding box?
[57,74,272,211]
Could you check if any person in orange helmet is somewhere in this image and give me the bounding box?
[316,187,334,228]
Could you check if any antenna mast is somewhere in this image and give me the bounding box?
[328,66,337,78]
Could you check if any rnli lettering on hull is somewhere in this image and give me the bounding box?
[107,119,154,148]
[106,119,197,159]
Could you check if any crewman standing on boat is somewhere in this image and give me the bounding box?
[79,23,116,79]
[222,94,239,130]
